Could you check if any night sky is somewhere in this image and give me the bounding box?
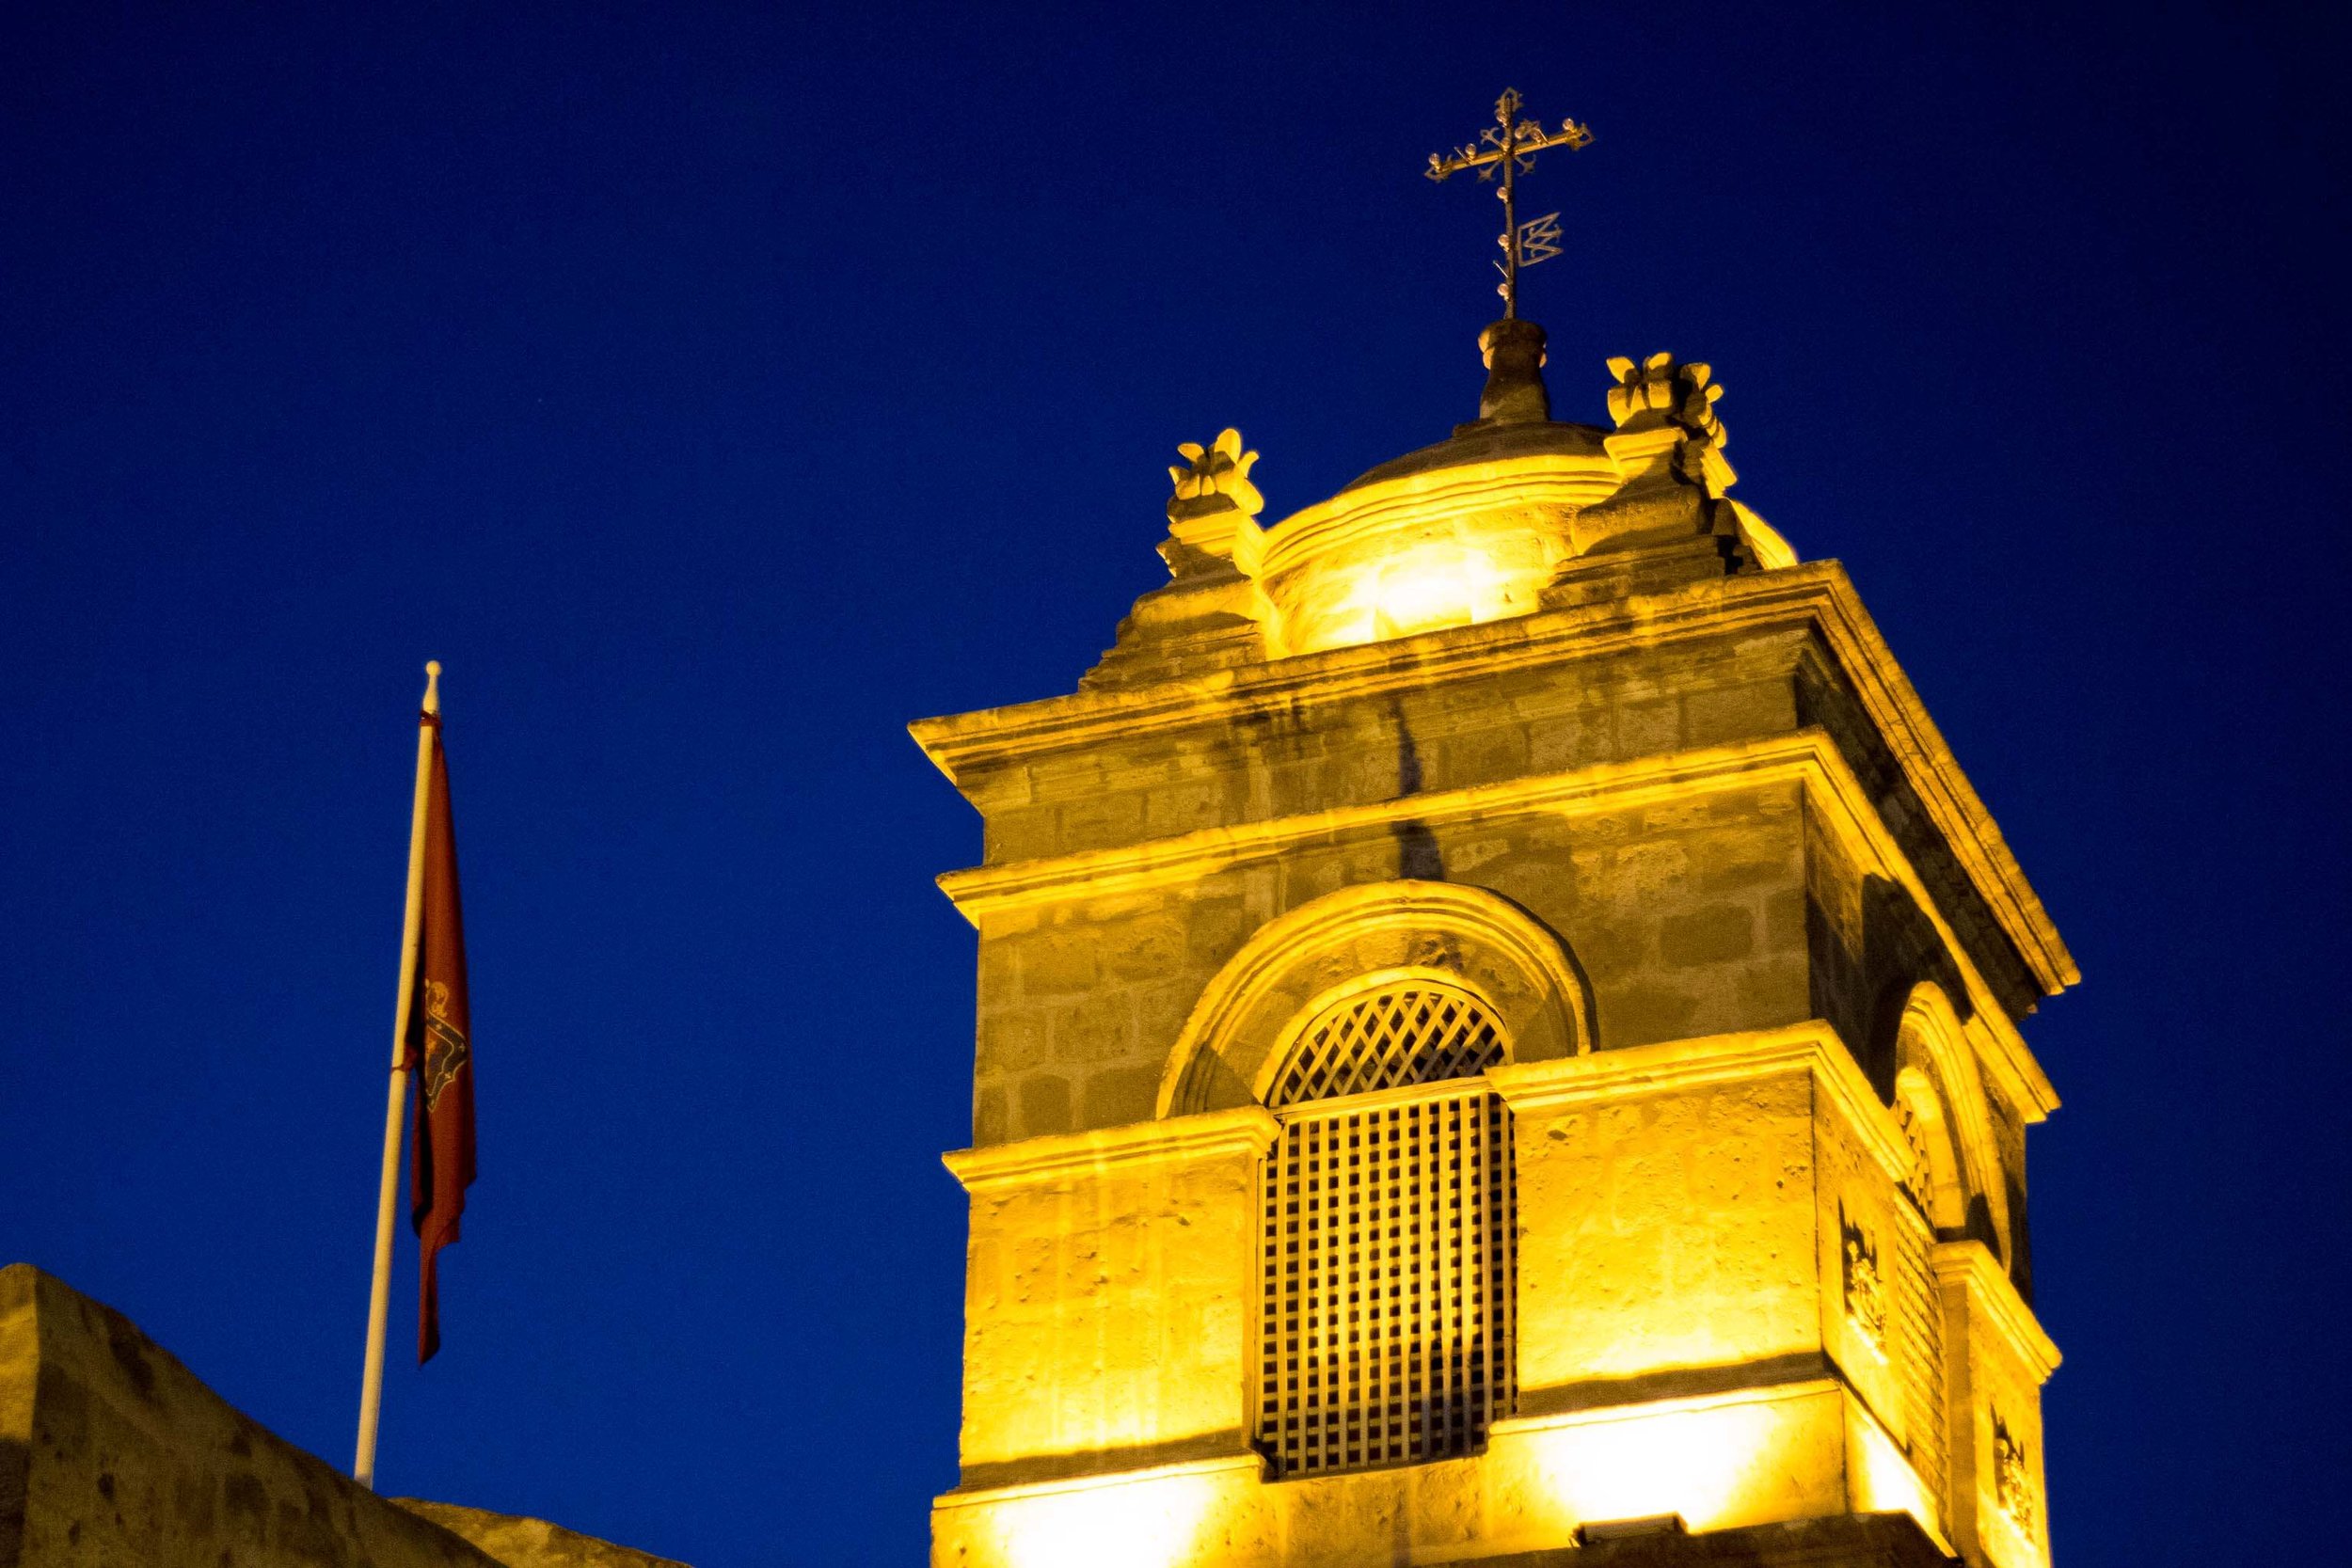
[5,5,2347,1564]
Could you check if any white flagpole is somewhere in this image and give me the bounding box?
[354,660,441,1489]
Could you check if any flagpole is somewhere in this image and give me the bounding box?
[354,660,441,1489]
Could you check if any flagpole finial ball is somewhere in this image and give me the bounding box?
[421,661,441,715]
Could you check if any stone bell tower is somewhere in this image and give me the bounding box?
[912,321,2074,1568]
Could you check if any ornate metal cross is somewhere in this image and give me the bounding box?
[1425,88,1594,320]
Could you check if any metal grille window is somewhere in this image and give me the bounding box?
[1257,981,1516,1479]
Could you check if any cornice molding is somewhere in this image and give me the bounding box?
[912,565,1844,775]
[1489,1374,1844,1440]
[943,1105,1279,1194]
[1931,1238,2061,1382]
[932,1450,1263,1511]
[910,562,2074,1001]
[1486,1022,1915,1183]
[933,731,2055,1118]
[938,732,1821,916]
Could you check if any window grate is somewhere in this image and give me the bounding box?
[1256,981,1515,1480]
[1268,985,1506,1110]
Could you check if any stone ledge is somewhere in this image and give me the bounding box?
[1512,1353,1838,1423]
[934,1449,1263,1511]
[930,731,2056,1126]
[910,562,2074,1004]
[943,1104,1280,1192]
[952,1434,1261,1497]
[1486,1022,1916,1185]
[1931,1241,2061,1381]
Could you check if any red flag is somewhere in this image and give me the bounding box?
[402,713,474,1363]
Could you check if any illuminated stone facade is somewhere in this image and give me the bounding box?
[913,325,2072,1568]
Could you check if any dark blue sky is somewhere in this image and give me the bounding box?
[5,5,2347,1564]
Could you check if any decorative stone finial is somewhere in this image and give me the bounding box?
[1083,430,1273,689]
[1476,319,1550,424]
[1605,353,1735,496]
[1606,352,1721,437]
[1167,429,1263,526]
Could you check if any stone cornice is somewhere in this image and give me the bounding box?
[942,1105,1279,1194]
[1797,573,2076,998]
[939,731,1815,915]
[913,565,1845,773]
[1486,1022,1915,1183]
[1489,1373,1846,1439]
[1931,1238,2061,1382]
[910,562,2074,1002]
[934,730,2056,1117]
[933,1450,1263,1510]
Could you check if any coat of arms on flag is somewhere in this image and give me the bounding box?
[418,979,470,1110]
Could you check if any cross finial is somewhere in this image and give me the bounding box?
[1425,89,1594,320]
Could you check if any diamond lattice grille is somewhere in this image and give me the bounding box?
[1267,985,1506,1109]
[1257,980,1516,1480]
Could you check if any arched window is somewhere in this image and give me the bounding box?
[1256,978,1516,1479]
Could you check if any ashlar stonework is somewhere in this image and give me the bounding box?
[0,1264,685,1568]
[914,321,2072,1568]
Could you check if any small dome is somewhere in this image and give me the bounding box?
[1345,417,1611,492]
[1082,325,1782,687]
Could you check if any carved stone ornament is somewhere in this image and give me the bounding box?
[1168,428,1264,525]
[1839,1204,1887,1351]
[1604,352,1736,498]
[1992,1411,2038,1543]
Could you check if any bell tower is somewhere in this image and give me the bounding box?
[913,315,2073,1568]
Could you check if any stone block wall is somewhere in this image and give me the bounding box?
[971,783,1813,1149]
[919,562,2067,1568]
[1505,1064,1822,1400]
[0,1264,684,1568]
[936,1031,1985,1568]
[0,1263,500,1568]
[946,1112,1273,1487]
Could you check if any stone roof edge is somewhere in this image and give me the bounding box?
[908,564,1844,775]
[909,562,2074,1001]
[1802,574,2080,998]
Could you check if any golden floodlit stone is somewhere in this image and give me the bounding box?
[914,324,2072,1568]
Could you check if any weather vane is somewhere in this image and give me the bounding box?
[1425,88,1594,320]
